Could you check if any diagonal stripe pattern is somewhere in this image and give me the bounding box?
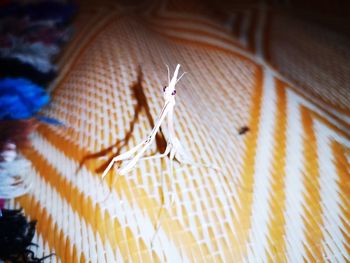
[9,1,350,262]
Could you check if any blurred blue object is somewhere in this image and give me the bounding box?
[0,78,49,120]
[36,115,64,126]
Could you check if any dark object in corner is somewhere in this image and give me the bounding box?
[0,209,54,263]
[0,58,56,86]
[238,126,249,135]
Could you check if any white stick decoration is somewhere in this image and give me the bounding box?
[101,64,220,244]
[102,64,218,178]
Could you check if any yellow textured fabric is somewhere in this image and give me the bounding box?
[10,1,350,262]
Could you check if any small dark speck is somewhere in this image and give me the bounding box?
[238,126,249,135]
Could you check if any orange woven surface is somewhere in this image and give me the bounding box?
[10,1,350,262]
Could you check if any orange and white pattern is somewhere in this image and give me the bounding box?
[10,0,350,262]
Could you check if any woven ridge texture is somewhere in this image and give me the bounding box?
[10,0,350,262]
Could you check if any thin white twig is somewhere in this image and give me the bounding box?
[102,64,221,245]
